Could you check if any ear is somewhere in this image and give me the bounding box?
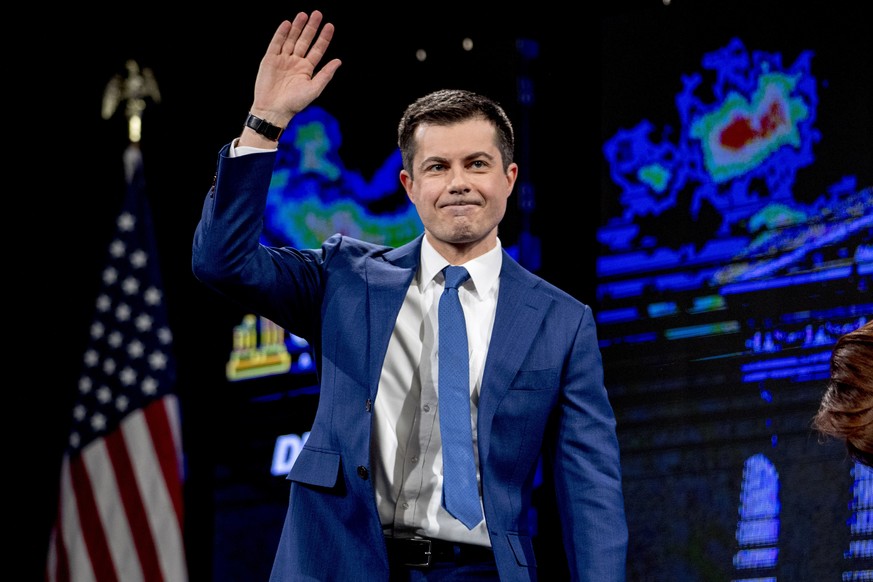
[505,163,519,195]
[400,169,415,202]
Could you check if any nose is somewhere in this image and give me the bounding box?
[447,168,470,194]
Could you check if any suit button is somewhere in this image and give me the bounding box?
[357,466,369,480]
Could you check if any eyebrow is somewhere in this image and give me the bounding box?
[418,151,495,170]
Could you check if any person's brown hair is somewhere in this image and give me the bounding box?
[397,89,515,177]
[813,319,873,466]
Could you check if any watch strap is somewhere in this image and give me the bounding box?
[244,113,284,141]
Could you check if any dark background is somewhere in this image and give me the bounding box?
[26,0,872,580]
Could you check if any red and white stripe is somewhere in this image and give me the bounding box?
[46,395,187,582]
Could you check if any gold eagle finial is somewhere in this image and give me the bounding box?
[101,59,161,143]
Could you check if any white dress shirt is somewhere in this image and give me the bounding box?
[373,236,501,547]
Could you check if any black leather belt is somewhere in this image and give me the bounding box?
[385,536,494,568]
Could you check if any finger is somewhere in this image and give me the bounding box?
[283,11,310,54]
[267,20,293,56]
[312,58,342,87]
[303,21,335,67]
[293,10,324,57]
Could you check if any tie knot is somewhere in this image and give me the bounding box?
[443,266,470,290]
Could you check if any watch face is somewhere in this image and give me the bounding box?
[261,106,423,250]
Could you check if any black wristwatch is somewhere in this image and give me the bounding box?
[245,113,284,141]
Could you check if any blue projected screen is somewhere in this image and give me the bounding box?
[599,7,872,580]
[261,105,423,250]
[598,36,871,366]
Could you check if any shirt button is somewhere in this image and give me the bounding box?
[402,502,410,509]
[356,466,369,480]
[423,404,431,413]
[411,456,419,463]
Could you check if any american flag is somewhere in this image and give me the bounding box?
[45,144,188,582]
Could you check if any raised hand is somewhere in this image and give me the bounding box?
[244,10,342,145]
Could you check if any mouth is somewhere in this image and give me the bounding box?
[439,199,478,208]
[441,203,480,219]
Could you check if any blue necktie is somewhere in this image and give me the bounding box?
[438,265,483,529]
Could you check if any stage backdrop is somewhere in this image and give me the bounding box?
[205,4,873,580]
[37,3,872,581]
[598,3,872,580]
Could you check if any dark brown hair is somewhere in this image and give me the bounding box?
[397,89,515,176]
[813,319,873,466]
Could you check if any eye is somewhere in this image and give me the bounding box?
[470,160,488,169]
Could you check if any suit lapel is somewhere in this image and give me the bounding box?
[477,253,551,456]
[364,237,422,399]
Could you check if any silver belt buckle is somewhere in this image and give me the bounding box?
[405,538,433,567]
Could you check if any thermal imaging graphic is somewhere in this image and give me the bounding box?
[598,36,870,312]
[262,106,423,250]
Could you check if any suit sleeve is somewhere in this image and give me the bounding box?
[191,144,323,338]
[553,304,628,581]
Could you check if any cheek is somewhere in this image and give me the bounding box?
[490,182,512,207]
[411,181,442,205]
[491,197,508,219]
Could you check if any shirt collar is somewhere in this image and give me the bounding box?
[420,236,502,299]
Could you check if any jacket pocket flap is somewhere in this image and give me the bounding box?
[287,446,341,488]
[507,532,536,567]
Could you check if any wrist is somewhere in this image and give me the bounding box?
[244,112,285,141]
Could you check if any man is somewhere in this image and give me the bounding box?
[192,10,627,581]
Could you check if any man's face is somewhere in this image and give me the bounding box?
[400,118,517,260]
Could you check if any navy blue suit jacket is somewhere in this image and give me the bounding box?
[192,144,628,581]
